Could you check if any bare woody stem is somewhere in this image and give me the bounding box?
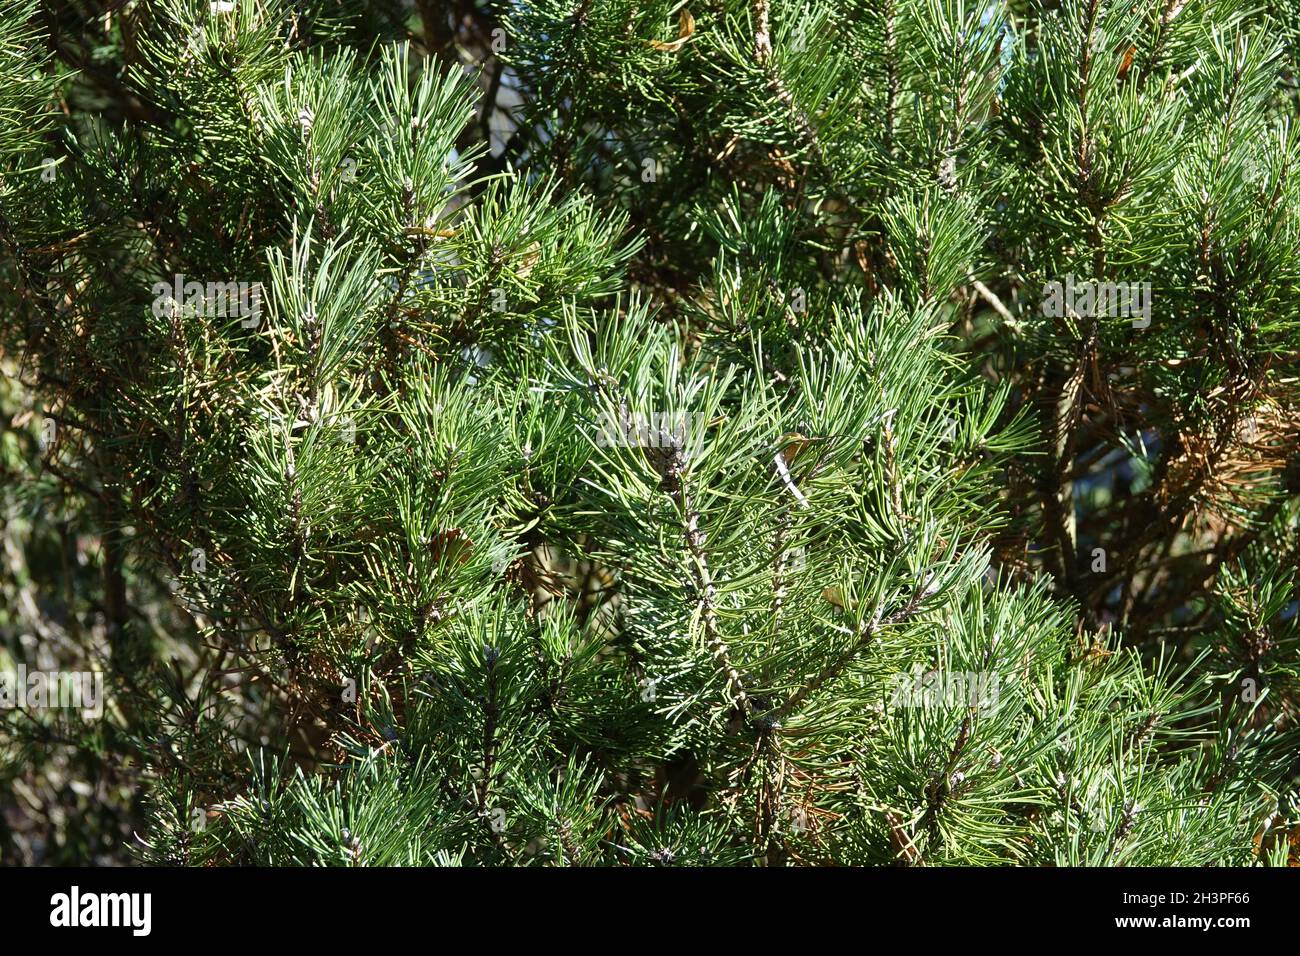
[753,0,772,64]
[662,447,752,717]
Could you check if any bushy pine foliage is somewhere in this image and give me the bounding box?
[1,0,1297,866]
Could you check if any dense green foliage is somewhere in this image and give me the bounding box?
[1,0,1297,866]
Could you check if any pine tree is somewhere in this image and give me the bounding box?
[1,0,1297,866]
